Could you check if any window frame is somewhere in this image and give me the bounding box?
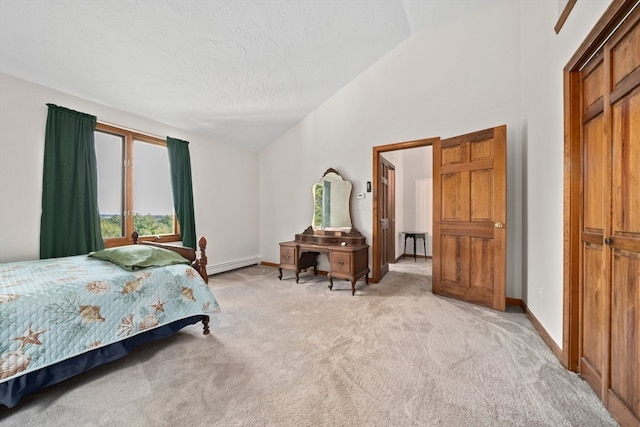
[95,122,180,247]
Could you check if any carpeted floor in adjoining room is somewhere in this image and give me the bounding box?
[389,256,433,276]
[0,264,616,426]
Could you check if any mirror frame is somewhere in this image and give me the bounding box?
[311,167,353,232]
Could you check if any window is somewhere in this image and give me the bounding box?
[94,123,179,247]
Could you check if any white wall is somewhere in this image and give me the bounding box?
[0,73,260,272]
[260,0,523,295]
[520,0,612,346]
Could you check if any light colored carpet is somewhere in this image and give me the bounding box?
[389,257,432,276]
[0,265,616,426]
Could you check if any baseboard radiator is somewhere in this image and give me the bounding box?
[206,256,261,275]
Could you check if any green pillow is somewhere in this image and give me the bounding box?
[89,245,190,271]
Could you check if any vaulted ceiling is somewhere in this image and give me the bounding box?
[0,0,492,151]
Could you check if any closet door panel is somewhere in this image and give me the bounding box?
[609,249,639,421]
[582,116,605,235]
[581,242,607,396]
[611,88,640,242]
[580,111,608,397]
[609,82,640,424]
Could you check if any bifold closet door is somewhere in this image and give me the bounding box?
[606,14,639,425]
[579,10,639,426]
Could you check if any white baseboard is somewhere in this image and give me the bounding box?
[206,256,261,275]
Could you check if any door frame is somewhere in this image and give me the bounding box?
[372,137,439,283]
[562,0,636,371]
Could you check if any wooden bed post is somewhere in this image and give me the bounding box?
[195,236,210,335]
[130,231,211,335]
[196,236,208,284]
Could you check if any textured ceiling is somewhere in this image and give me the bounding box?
[0,0,490,152]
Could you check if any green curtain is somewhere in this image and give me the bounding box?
[166,136,196,250]
[40,104,104,259]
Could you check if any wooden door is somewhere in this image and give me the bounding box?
[608,15,639,425]
[579,11,639,425]
[388,166,396,264]
[378,156,395,277]
[579,50,609,401]
[432,125,507,311]
[609,80,639,427]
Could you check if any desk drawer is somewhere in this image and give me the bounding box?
[331,252,352,274]
[280,246,297,267]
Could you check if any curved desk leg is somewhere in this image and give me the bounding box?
[328,274,334,290]
[278,267,283,280]
[351,279,356,296]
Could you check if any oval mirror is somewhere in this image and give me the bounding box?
[311,169,352,232]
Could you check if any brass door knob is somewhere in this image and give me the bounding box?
[494,222,505,229]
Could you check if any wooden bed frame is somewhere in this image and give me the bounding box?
[132,231,211,335]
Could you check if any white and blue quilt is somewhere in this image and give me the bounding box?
[0,255,220,382]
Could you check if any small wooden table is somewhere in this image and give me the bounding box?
[403,232,427,262]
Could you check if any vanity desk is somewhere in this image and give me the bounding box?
[278,168,370,295]
[279,228,369,295]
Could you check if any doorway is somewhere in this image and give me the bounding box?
[372,137,437,283]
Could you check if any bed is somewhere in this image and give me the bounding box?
[0,233,219,408]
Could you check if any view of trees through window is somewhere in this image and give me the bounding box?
[100,214,174,239]
[95,124,177,244]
